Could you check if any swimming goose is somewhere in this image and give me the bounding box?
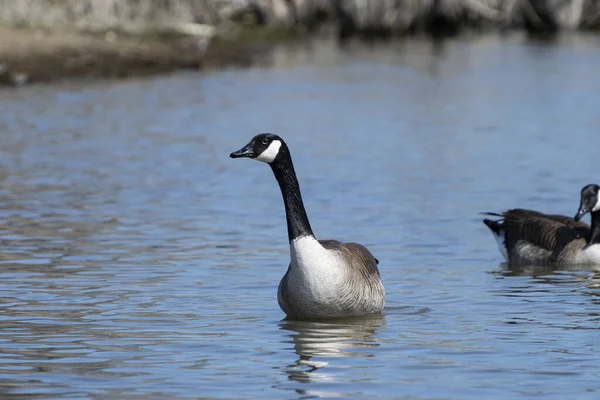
[230,133,385,318]
[482,184,600,265]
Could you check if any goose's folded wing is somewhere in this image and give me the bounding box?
[543,214,590,236]
[503,209,590,238]
[502,214,583,252]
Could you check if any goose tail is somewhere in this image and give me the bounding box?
[482,218,502,234]
[481,213,509,261]
[479,211,504,218]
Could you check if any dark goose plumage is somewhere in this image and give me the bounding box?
[482,184,600,265]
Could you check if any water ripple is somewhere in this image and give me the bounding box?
[0,35,600,399]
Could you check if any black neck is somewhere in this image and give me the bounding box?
[587,211,600,246]
[269,153,314,242]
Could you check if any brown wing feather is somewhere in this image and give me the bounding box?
[503,209,590,236]
[500,211,585,253]
[319,239,380,277]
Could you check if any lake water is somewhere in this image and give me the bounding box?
[1,33,600,399]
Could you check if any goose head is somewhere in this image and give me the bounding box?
[575,184,600,221]
[230,133,285,164]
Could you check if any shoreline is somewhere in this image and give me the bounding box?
[0,25,281,87]
[0,25,597,88]
[1,0,600,87]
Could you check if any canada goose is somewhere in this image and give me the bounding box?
[482,184,600,265]
[230,133,385,318]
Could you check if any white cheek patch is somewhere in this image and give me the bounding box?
[593,196,600,212]
[256,140,282,163]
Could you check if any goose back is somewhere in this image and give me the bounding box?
[494,209,590,235]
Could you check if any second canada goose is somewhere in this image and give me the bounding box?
[230,133,385,319]
[482,184,600,265]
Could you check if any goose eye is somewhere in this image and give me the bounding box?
[261,138,269,145]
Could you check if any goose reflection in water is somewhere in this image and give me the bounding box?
[278,314,385,386]
[494,263,600,304]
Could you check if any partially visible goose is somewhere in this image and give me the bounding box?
[482,184,600,265]
[230,133,385,318]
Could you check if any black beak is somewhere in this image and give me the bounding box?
[230,142,255,159]
[574,204,589,221]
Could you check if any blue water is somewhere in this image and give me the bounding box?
[1,33,600,399]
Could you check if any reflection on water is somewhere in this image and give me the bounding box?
[280,315,385,385]
[1,34,600,399]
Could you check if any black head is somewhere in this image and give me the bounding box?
[230,133,285,164]
[574,184,600,221]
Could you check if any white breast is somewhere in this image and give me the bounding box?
[288,236,345,300]
[576,244,600,265]
[279,235,385,317]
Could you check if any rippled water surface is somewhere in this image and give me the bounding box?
[1,34,600,399]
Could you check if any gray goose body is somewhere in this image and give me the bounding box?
[278,239,384,318]
[482,184,600,266]
[230,133,385,319]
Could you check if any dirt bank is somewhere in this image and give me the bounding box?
[0,25,272,87]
